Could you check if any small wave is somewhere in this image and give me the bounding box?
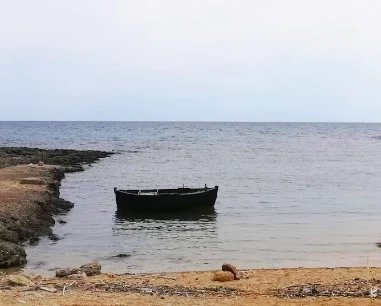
[371,136,381,140]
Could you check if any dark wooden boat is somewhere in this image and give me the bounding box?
[114,185,218,212]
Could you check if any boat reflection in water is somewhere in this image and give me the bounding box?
[115,207,217,222]
[112,208,218,271]
[113,207,217,239]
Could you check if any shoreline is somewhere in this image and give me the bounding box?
[2,266,381,305]
[0,147,113,269]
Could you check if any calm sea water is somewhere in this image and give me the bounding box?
[1,121,381,274]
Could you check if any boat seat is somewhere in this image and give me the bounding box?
[138,190,158,195]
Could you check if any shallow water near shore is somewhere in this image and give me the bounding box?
[2,121,381,274]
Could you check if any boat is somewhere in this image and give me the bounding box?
[114,185,218,213]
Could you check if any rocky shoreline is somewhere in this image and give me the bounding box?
[0,147,113,269]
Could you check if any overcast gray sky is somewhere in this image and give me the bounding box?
[1,0,381,121]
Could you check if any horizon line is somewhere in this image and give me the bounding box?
[1,120,381,124]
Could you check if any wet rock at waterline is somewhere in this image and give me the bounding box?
[0,241,27,268]
[48,233,61,241]
[29,237,40,246]
[114,253,131,258]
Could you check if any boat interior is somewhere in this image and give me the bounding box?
[123,187,210,195]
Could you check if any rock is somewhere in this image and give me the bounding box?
[38,161,44,166]
[57,219,67,224]
[222,263,239,280]
[212,271,235,282]
[20,177,47,185]
[29,237,40,246]
[7,275,35,287]
[0,223,19,243]
[56,268,80,277]
[0,241,27,268]
[80,261,101,276]
[67,272,87,280]
[48,233,60,241]
[114,253,130,258]
[237,271,249,279]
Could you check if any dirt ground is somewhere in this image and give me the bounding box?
[0,164,53,216]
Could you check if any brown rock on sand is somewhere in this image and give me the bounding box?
[56,261,101,277]
[212,271,235,282]
[79,261,101,276]
[222,263,239,280]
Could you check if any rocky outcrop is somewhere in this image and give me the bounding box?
[0,241,27,268]
[0,147,113,169]
[0,147,114,269]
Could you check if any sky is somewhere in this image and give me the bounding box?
[1,0,381,122]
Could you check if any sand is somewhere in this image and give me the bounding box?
[2,267,381,305]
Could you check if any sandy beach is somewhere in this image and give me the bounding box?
[2,267,381,305]
[1,147,381,305]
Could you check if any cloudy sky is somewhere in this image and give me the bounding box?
[1,1,380,121]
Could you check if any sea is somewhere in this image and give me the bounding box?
[1,121,381,275]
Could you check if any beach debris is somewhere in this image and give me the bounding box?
[237,271,250,279]
[222,263,239,280]
[6,275,35,287]
[155,275,177,281]
[56,261,101,277]
[273,278,381,298]
[38,286,57,293]
[375,242,381,248]
[213,271,235,282]
[370,286,380,297]
[62,281,240,297]
[38,161,44,166]
[67,272,88,280]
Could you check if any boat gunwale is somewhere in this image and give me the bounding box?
[114,187,218,197]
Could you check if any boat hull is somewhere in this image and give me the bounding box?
[114,187,218,213]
